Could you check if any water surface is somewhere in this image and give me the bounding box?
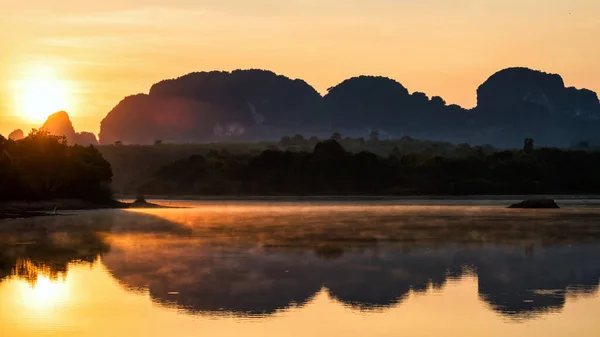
[1,201,600,336]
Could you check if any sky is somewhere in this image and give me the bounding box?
[1,0,599,135]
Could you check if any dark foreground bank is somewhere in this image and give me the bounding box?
[0,198,166,219]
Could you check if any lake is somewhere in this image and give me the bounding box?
[1,200,600,337]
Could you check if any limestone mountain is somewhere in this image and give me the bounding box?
[41,111,99,145]
[323,75,472,141]
[76,131,100,146]
[477,67,600,119]
[98,67,600,147]
[474,67,600,145]
[42,111,76,142]
[7,129,24,141]
[99,70,323,144]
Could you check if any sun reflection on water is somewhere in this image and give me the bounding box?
[11,259,71,312]
[2,205,600,337]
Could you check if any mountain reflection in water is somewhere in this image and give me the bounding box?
[104,238,600,318]
[1,203,600,336]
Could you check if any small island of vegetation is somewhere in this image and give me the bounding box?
[0,130,161,218]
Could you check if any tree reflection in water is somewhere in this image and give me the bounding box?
[1,206,600,320]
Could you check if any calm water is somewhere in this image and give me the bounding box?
[2,201,600,337]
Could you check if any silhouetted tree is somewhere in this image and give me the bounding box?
[291,134,305,145]
[391,146,402,159]
[576,141,590,149]
[154,140,163,146]
[314,140,346,159]
[115,141,123,146]
[411,92,429,105]
[523,138,534,153]
[330,132,342,142]
[399,153,418,166]
[137,139,600,196]
[280,136,292,147]
[0,130,113,202]
[430,96,446,107]
[206,150,219,159]
[369,130,380,143]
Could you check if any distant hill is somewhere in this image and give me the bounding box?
[477,67,600,118]
[8,129,24,141]
[474,67,600,145]
[41,111,99,145]
[98,67,600,147]
[99,70,322,145]
[323,75,472,141]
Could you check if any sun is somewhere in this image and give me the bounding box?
[13,65,75,123]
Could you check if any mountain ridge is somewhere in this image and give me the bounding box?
[9,67,598,147]
[97,66,599,147]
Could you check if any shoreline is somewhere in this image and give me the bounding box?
[4,195,600,219]
[116,194,600,202]
[0,198,166,219]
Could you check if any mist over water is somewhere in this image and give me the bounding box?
[1,201,600,336]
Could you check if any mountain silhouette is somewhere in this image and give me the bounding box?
[477,67,600,118]
[4,209,600,320]
[75,131,99,146]
[323,75,472,141]
[98,67,600,147]
[41,111,76,142]
[99,70,322,144]
[99,205,600,319]
[7,129,24,141]
[41,111,98,145]
[474,67,600,145]
[103,241,600,319]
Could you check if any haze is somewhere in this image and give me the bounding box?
[1,0,599,135]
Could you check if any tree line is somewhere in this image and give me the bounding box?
[138,139,600,196]
[0,130,113,202]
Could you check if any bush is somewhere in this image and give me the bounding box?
[0,130,113,202]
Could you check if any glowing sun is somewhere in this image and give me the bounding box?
[14,65,74,123]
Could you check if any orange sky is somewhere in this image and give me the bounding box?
[1,0,599,135]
